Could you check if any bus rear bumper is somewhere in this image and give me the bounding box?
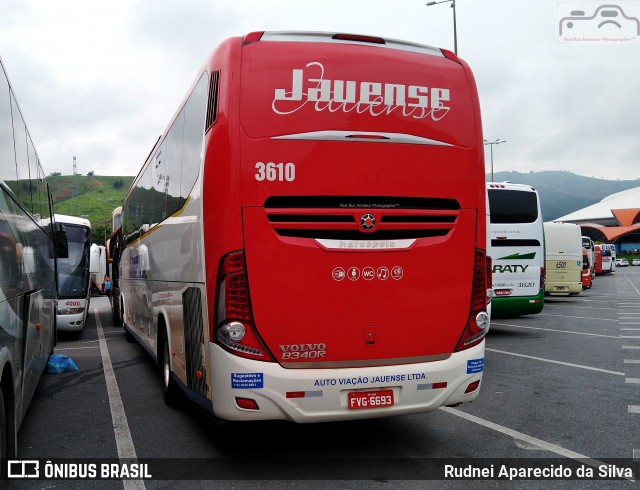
[545,283,583,295]
[491,290,544,315]
[209,342,485,423]
[56,311,87,331]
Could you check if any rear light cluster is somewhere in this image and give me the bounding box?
[455,248,491,351]
[486,255,493,305]
[213,251,273,362]
[540,266,546,289]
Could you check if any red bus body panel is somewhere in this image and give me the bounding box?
[203,35,485,367]
[594,246,603,275]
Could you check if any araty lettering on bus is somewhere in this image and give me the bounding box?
[272,62,451,121]
[493,265,529,274]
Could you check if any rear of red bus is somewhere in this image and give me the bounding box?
[594,245,603,274]
[203,32,489,422]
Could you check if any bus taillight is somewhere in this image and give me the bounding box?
[455,248,490,351]
[214,251,274,362]
[486,255,493,305]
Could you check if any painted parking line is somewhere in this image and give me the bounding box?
[491,323,620,339]
[441,407,610,473]
[485,348,625,376]
[621,276,640,470]
[625,378,640,384]
[625,276,640,296]
[96,309,146,490]
[546,304,618,311]
[538,313,618,322]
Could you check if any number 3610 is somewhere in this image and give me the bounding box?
[255,162,296,182]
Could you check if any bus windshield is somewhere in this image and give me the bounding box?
[58,224,91,297]
[488,189,538,224]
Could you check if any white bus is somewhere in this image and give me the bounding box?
[582,236,595,280]
[487,182,545,316]
[54,214,92,332]
[89,243,106,293]
[0,55,68,459]
[544,222,582,295]
[601,244,616,271]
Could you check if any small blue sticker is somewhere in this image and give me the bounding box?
[231,372,264,389]
[467,358,484,374]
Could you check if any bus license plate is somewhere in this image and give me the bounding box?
[348,390,394,410]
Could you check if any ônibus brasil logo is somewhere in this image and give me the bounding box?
[272,62,451,121]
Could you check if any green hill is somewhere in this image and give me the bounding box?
[48,174,134,245]
[488,171,640,221]
[49,175,133,219]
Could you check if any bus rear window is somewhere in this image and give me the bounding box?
[488,189,538,224]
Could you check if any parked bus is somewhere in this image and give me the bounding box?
[0,55,67,459]
[581,247,592,289]
[601,244,616,271]
[119,32,490,422]
[594,244,613,274]
[594,245,603,275]
[582,236,595,280]
[54,214,92,332]
[487,182,545,315]
[544,221,582,295]
[89,243,106,294]
[107,206,123,324]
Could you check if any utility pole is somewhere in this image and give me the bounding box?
[73,155,80,216]
[483,140,506,182]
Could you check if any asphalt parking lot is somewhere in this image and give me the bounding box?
[10,268,640,488]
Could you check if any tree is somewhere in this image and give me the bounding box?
[50,172,61,176]
[113,179,124,190]
[92,223,112,247]
[87,171,95,177]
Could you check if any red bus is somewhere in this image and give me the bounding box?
[581,247,592,289]
[119,31,490,422]
[594,244,613,274]
[594,245,603,275]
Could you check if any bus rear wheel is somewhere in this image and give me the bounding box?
[0,386,7,465]
[161,334,181,407]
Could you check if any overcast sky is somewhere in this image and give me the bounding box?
[2,0,639,180]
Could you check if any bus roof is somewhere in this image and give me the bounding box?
[53,214,91,228]
[487,182,537,192]
[255,31,445,57]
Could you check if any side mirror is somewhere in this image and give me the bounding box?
[54,222,69,259]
